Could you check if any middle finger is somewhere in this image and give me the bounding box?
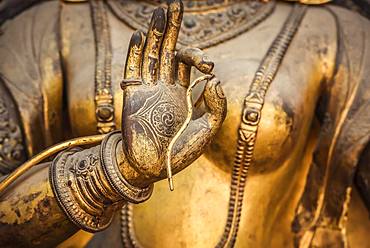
[159,0,184,84]
[142,7,166,85]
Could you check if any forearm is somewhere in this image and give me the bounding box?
[0,132,152,247]
[0,163,77,247]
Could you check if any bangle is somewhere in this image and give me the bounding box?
[100,131,153,204]
[49,131,153,232]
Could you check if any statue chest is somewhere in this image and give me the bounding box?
[63,4,336,247]
[116,6,336,248]
[127,23,327,247]
[65,3,322,138]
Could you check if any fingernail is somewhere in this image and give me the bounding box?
[130,31,144,47]
[215,83,226,99]
[168,0,183,24]
[167,0,183,10]
[203,55,211,63]
[152,8,166,32]
[203,57,214,72]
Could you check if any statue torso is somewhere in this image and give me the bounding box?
[125,5,337,248]
[0,1,369,247]
[62,2,338,247]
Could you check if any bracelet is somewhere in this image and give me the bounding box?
[100,131,153,204]
[49,131,153,232]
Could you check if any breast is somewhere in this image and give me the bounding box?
[204,70,298,175]
[129,4,339,248]
[202,55,317,176]
[198,5,336,175]
[128,4,340,248]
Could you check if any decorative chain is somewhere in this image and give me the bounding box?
[216,4,307,248]
[120,2,307,248]
[90,0,116,134]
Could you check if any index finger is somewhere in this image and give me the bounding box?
[124,31,145,80]
[159,0,184,84]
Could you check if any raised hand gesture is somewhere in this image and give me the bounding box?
[121,0,226,188]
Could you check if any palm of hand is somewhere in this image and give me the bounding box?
[121,0,226,181]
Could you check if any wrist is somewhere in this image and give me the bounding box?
[49,131,153,232]
[115,141,155,189]
[100,131,153,203]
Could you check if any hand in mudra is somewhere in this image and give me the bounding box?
[121,0,226,184]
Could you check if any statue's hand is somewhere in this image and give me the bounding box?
[120,0,226,183]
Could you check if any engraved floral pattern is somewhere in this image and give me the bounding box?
[151,102,176,137]
[69,154,99,181]
[0,95,26,175]
[107,0,275,49]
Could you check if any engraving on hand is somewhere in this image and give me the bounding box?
[129,88,184,157]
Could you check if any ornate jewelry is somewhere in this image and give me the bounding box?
[121,203,140,248]
[50,146,115,232]
[90,0,116,134]
[49,131,153,232]
[0,80,26,175]
[113,0,274,242]
[100,132,154,204]
[120,3,307,248]
[216,4,307,248]
[107,0,275,49]
[144,0,248,11]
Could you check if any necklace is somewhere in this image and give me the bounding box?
[107,0,275,49]
[216,4,307,247]
[91,0,116,134]
[119,3,307,247]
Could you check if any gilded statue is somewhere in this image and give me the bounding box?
[0,0,369,248]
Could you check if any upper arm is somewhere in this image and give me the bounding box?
[325,5,370,214]
[0,1,64,155]
[293,6,370,243]
[313,4,370,222]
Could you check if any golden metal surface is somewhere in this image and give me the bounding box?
[216,5,307,248]
[120,0,226,187]
[166,74,215,190]
[0,162,78,247]
[0,0,227,246]
[91,0,116,134]
[119,2,370,248]
[287,0,332,4]
[0,135,105,196]
[0,0,369,247]
[49,132,154,232]
[57,230,93,248]
[107,0,275,49]
[0,80,26,175]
